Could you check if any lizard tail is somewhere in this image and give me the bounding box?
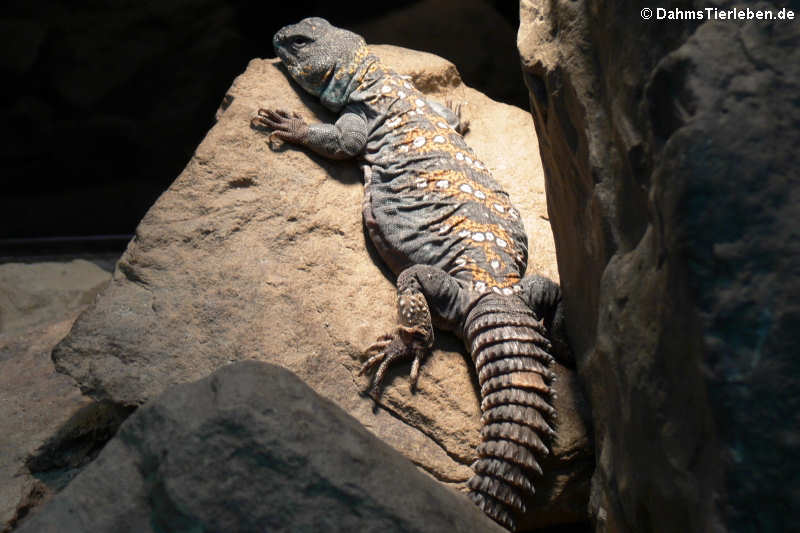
[463,293,557,531]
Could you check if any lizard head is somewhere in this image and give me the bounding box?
[273,17,371,111]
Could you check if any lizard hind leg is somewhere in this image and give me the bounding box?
[359,265,468,397]
[360,289,433,395]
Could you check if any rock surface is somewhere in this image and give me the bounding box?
[16,361,508,533]
[0,316,88,531]
[0,260,110,335]
[49,46,592,526]
[519,0,799,531]
[0,260,121,532]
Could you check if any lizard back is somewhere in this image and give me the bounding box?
[349,63,530,295]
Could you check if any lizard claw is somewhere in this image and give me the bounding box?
[445,100,470,135]
[360,326,430,396]
[250,108,309,144]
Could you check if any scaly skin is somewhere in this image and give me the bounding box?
[251,18,568,531]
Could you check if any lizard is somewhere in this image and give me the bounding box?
[250,17,567,531]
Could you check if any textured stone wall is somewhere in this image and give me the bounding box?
[518,0,799,531]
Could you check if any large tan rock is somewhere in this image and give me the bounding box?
[519,0,799,531]
[50,46,591,527]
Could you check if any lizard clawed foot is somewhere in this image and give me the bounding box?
[250,108,309,144]
[445,100,470,135]
[360,325,431,397]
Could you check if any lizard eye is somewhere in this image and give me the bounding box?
[291,36,311,49]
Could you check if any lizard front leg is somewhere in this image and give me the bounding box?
[360,265,470,396]
[251,107,367,160]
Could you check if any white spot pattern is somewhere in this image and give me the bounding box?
[496,238,508,248]
[413,136,426,147]
[493,203,505,213]
[436,180,449,188]
[474,190,486,199]
[381,85,392,93]
[459,183,473,194]
[433,135,445,143]
[472,232,485,242]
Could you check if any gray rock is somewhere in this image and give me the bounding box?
[17,361,508,533]
[519,0,799,531]
[48,46,591,526]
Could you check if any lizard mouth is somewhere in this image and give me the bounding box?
[273,44,294,66]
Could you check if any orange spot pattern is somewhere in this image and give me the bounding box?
[354,61,527,291]
[435,215,523,288]
[336,44,369,81]
[415,169,515,218]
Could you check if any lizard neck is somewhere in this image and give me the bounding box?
[319,47,380,112]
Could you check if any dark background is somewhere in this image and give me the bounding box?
[0,0,523,255]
